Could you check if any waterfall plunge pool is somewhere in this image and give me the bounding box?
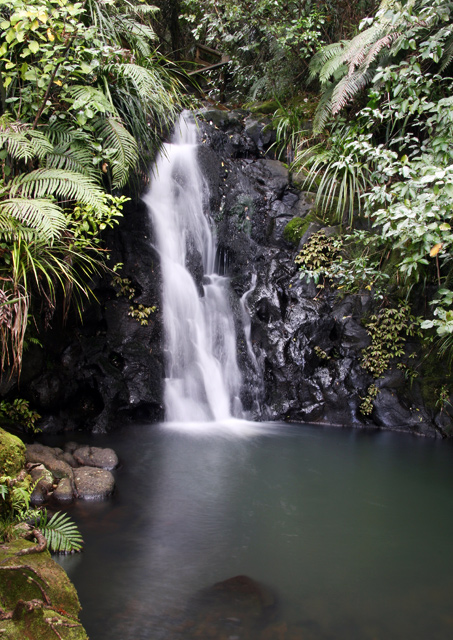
[50,421,453,640]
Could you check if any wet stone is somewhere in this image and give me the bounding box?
[73,445,119,470]
[53,476,74,503]
[74,467,115,500]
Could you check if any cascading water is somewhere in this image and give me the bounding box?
[143,114,245,422]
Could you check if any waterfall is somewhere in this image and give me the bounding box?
[143,114,245,422]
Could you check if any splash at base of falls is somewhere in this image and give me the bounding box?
[144,114,251,423]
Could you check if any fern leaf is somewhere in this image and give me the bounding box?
[38,510,83,553]
[0,198,67,242]
[0,127,53,163]
[309,42,346,84]
[331,69,374,115]
[45,142,100,181]
[93,117,139,188]
[67,85,116,115]
[8,169,106,209]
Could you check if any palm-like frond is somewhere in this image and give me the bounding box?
[37,510,83,553]
[0,199,67,242]
[93,117,139,188]
[45,142,100,182]
[109,63,178,113]
[440,33,453,71]
[0,126,53,163]
[8,169,106,208]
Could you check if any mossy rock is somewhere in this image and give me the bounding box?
[0,427,26,477]
[283,217,307,245]
[284,212,323,246]
[246,99,279,115]
[0,539,88,640]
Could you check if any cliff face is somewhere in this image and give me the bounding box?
[9,109,449,436]
[196,109,444,437]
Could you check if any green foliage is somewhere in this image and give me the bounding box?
[359,383,379,415]
[283,217,308,245]
[292,123,380,223]
[295,229,343,287]
[35,509,83,554]
[269,97,317,161]
[181,0,327,101]
[361,305,421,378]
[0,398,40,432]
[0,475,83,553]
[128,304,157,326]
[314,345,330,360]
[0,0,182,377]
[112,275,136,300]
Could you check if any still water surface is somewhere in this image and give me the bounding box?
[53,422,453,640]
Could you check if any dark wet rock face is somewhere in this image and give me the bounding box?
[196,109,442,437]
[7,199,165,433]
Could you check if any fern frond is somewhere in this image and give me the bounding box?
[0,127,53,163]
[309,42,346,84]
[45,142,100,181]
[348,32,400,75]
[331,69,374,114]
[8,169,106,208]
[311,85,335,133]
[93,117,139,188]
[0,199,67,242]
[108,63,177,112]
[37,510,83,553]
[130,3,160,17]
[440,33,453,71]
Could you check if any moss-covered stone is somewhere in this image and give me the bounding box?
[283,217,308,245]
[0,428,26,478]
[0,539,88,640]
[246,99,279,115]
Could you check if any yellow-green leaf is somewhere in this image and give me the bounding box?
[28,40,39,53]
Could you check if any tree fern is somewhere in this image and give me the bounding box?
[36,510,83,554]
[0,199,67,242]
[45,142,100,182]
[8,169,106,209]
[0,125,53,163]
[93,117,139,188]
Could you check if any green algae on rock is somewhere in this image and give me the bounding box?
[0,539,88,640]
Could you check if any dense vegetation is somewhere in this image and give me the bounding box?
[289,0,453,412]
[0,0,181,376]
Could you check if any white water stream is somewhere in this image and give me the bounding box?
[143,115,245,422]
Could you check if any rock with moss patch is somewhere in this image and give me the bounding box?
[0,539,88,639]
[0,427,26,478]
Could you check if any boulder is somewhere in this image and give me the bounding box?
[73,445,118,470]
[73,467,115,500]
[25,444,73,480]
